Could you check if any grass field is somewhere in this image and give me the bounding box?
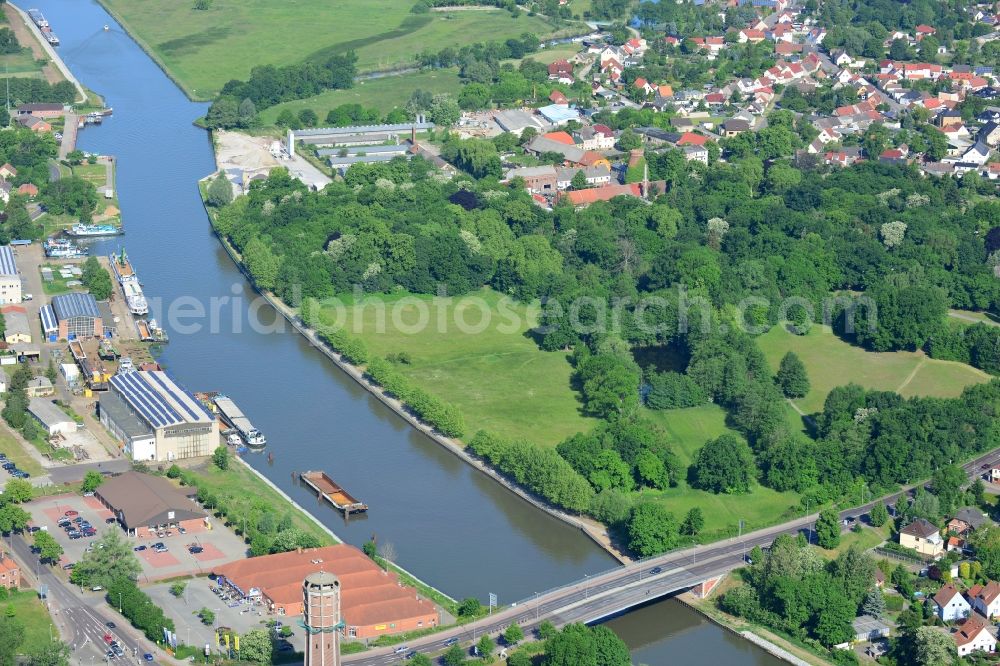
[321,289,596,446]
[0,423,43,476]
[0,50,44,79]
[640,405,803,536]
[9,589,56,656]
[259,69,464,125]
[757,325,991,414]
[98,0,568,99]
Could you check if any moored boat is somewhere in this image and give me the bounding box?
[67,223,122,237]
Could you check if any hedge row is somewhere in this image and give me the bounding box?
[467,430,594,513]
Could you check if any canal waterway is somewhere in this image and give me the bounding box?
[30,1,782,662]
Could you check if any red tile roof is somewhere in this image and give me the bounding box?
[543,131,575,145]
[933,583,962,607]
[955,615,991,647]
[563,183,642,205]
[677,132,707,146]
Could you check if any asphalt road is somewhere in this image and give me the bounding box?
[9,533,151,665]
[344,446,1000,665]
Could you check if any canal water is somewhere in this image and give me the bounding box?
[31,1,781,662]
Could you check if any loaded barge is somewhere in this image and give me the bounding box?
[213,394,266,448]
[300,471,368,516]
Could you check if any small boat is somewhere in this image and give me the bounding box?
[67,223,122,237]
[104,24,109,31]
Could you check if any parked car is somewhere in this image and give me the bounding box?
[105,517,117,524]
[133,545,146,552]
[188,546,204,554]
[68,532,81,539]
[143,653,154,662]
[64,510,79,517]
[62,563,74,570]
[91,585,103,591]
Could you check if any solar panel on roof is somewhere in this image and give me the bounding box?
[147,371,211,422]
[0,246,17,277]
[113,373,181,427]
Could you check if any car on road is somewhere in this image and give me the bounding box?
[106,650,115,660]
[394,646,409,655]
[178,526,186,534]
[62,563,74,570]
[27,526,40,533]
[406,651,418,659]
[143,653,154,662]
[133,545,146,552]
[103,634,113,645]
[650,566,662,575]
[105,621,116,629]
[112,645,125,657]
[443,638,458,647]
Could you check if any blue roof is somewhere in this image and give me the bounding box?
[0,245,17,277]
[39,304,56,333]
[110,371,213,429]
[51,293,101,321]
[537,104,580,123]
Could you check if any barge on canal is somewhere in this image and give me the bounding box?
[300,470,368,516]
[213,394,265,448]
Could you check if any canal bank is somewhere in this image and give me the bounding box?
[30,1,786,663]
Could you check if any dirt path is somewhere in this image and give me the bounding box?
[949,309,1000,327]
[895,356,927,393]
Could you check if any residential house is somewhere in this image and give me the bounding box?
[722,118,751,137]
[548,59,574,82]
[879,144,910,165]
[0,164,17,180]
[949,508,988,535]
[898,518,944,557]
[915,24,936,40]
[979,121,1000,146]
[548,90,569,107]
[0,181,11,204]
[824,148,864,167]
[682,144,709,164]
[933,583,971,621]
[739,28,766,43]
[968,581,1000,619]
[0,552,18,589]
[17,183,38,198]
[954,615,996,657]
[575,124,615,151]
[946,141,991,166]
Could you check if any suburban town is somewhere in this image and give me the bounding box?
[0,0,998,665]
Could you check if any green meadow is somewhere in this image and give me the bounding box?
[98,0,565,99]
[757,325,991,414]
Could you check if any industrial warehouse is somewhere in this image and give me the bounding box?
[51,292,104,339]
[100,370,218,461]
[212,545,440,639]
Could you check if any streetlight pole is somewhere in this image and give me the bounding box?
[118,592,122,614]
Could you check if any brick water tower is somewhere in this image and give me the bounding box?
[303,571,343,666]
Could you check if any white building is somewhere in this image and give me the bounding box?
[0,246,21,304]
[27,398,76,436]
[932,584,971,621]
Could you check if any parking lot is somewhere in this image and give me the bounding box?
[25,493,249,581]
[145,579,305,655]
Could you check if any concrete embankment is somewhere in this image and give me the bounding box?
[200,184,629,565]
